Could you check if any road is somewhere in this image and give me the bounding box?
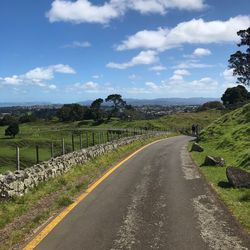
[32,136,249,250]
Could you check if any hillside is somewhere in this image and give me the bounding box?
[198,102,250,169]
[191,103,250,232]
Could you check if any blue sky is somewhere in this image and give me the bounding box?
[0,0,250,103]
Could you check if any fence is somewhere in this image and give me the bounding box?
[3,128,165,172]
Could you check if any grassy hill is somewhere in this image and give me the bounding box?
[191,103,250,232]
[198,103,250,169]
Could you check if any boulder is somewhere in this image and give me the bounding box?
[191,143,204,152]
[204,155,225,167]
[226,167,250,188]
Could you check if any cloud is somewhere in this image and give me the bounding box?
[47,0,206,24]
[0,64,75,89]
[74,81,100,91]
[62,41,91,48]
[193,48,211,57]
[47,0,122,24]
[116,15,250,51]
[143,77,221,96]
[71,81,116,93]
[149,65,166,71]
[173,60,213,69]
[48,84,57,90]
[222,68,236,83]
[173,69,190,76]
[107,50,159,69]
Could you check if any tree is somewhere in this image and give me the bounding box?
[5,123,19,138]
[105,94,126,119]
[90,98,104,122]
[57,104,85,122]
[197,101,224,111]
[221,85,250,107]
[229,27,250,86]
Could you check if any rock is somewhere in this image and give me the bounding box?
[204,155,225,167]
[226,167,250,188]
[191,143,204,152]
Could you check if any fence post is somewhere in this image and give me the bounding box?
[86,132,89,147]
[36,145,39,164]
[80,134,82,149]
[62,138,65,155]
[98,132,101,144]
[72,134,75,152]
[92,132,95,146]
[16,146,20,171]
[107,130,109,142]
[51,142,54,158]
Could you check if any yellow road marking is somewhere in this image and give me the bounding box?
[23,138,166,250]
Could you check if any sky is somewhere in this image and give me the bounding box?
[0,0,250,103]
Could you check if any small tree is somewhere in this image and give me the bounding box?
[5,123,19,138]
[229,27,250,86]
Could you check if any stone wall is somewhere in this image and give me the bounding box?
[0,134,160,199]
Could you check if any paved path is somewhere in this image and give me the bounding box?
[34,136,250,250]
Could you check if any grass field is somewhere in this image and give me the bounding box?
[0,109,222,174]
[191,103,250,233]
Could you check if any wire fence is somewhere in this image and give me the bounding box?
[1,128,166,172]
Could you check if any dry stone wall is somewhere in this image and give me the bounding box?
[0,134,160,199]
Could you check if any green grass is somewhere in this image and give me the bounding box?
[0,134,169,249]
[0,110,222,173]
[191,103,250,233]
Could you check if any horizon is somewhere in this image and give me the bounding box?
[1,0,250,102]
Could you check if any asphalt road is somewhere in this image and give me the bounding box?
[34,136,250,250]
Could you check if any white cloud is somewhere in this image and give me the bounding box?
[0,64,75,90]
[193,48,211,57]
[48,84,57,90]
[92,75,102,79]
[47,0,206,24]
[173,69,190,76]
[62,41,91,48]
[173,60,213,69]
[149,65,166,71]
[74,81,100,91]
[47,0,122,24]
[222,68,236,83]
[116,15,250,51]
[142,77,221,96]
[145,81,159,90]
[107,50,159,69]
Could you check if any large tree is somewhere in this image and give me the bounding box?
[90,98,104,122]
[229,27,250,86]
[221,85,249,107]
[105,94,126,118]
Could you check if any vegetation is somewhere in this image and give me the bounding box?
[229,27,250,86]
[0,134,169,250]
[191,103,250,232]
[5,123,19,138]
[221,85,250,108]
[197,101,224,111]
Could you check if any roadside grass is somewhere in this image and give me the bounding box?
[0,134,170,250]
[0,110,222,173]
[190,103,250,233]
